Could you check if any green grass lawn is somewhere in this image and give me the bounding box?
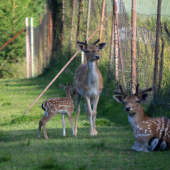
[0,64,170,170]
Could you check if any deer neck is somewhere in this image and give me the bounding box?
[128,104,148,130]
[87,61,98,85]
[66,93,72,99]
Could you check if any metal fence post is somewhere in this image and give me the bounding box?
[30,17,34,77]
[38,13,42,75]
[25,18,30,79]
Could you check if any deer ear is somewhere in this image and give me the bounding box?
[59,84,65,90]
[97,43,106,50]
[67,82,71,88]
[139,93,149,103]
[77,44,85,52]
[113,95,124,103]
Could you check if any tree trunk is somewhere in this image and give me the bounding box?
[153,0,161,97]
[158,26,164,92]
[114,0,119,90]
[68,0,76,57]
[61,0,65,51]
[75,0,82,63]
[131,0,137,94]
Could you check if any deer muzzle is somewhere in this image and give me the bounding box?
[125,106,132,112]
[94,55,100,59]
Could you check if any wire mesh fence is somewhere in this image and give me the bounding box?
[26,6,53,78]
[60,0,170,109]
[26,0,170,111]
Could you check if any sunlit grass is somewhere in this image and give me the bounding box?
[0,63,170,169]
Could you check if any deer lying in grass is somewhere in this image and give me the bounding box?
[113,84,170,152]
[38,83,76,139]
[73,39,106,136]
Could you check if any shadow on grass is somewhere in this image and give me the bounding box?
[0,126,132,143]
[0,153,12,163]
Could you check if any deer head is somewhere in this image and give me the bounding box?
[113,84,153,115]
[59,83,76,96]
[77,39,106,61]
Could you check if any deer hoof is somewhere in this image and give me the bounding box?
[131,145,141,151]
[44,136,49,140]
[94,130,97,136]
[90,131,95,136]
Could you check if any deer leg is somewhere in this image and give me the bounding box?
[132,140,149,152]
[38,117,43,139]
[62,114,66,136]
[75,93,81,137]
[42,114,53,140]
[131,140,142,151]
[68,112,75,136]
[38,110,48,139]
[84,94,94,136]
[92,95,99,136]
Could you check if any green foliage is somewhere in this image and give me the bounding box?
[0,130,6,137]
[0,0,45,78]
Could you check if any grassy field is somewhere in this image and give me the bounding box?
[0,63,170,170]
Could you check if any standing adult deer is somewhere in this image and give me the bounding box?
[73,39,106,136]
[38,83,76,139]
[113,83,170,152]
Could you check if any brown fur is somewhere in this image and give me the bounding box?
[38,83,76,139]
[113,84,170,152]
[74,39,106,136]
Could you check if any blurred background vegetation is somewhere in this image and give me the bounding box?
[0,0,170,114]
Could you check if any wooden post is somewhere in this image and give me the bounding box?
[49,9,53,56]
[98,0,106,65]
[84,0,92,64]
[76,0,82,45]
[158,26,164,92]
[131,0,137,94]
[25,18,30,79]
[43,4,46,69]
[153,0,162,97]
[51,1,57,61]
[30,18,34,77]
[107,0,114,85]
[114,0,119,89]
[75,0,82,64]
[99,0,106,42]
[68,0,76,55]
[61,0,65,49]
[86,0,91,40]
[38,13,42,75]
[115,9,126,87]
[47,10,50,67]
